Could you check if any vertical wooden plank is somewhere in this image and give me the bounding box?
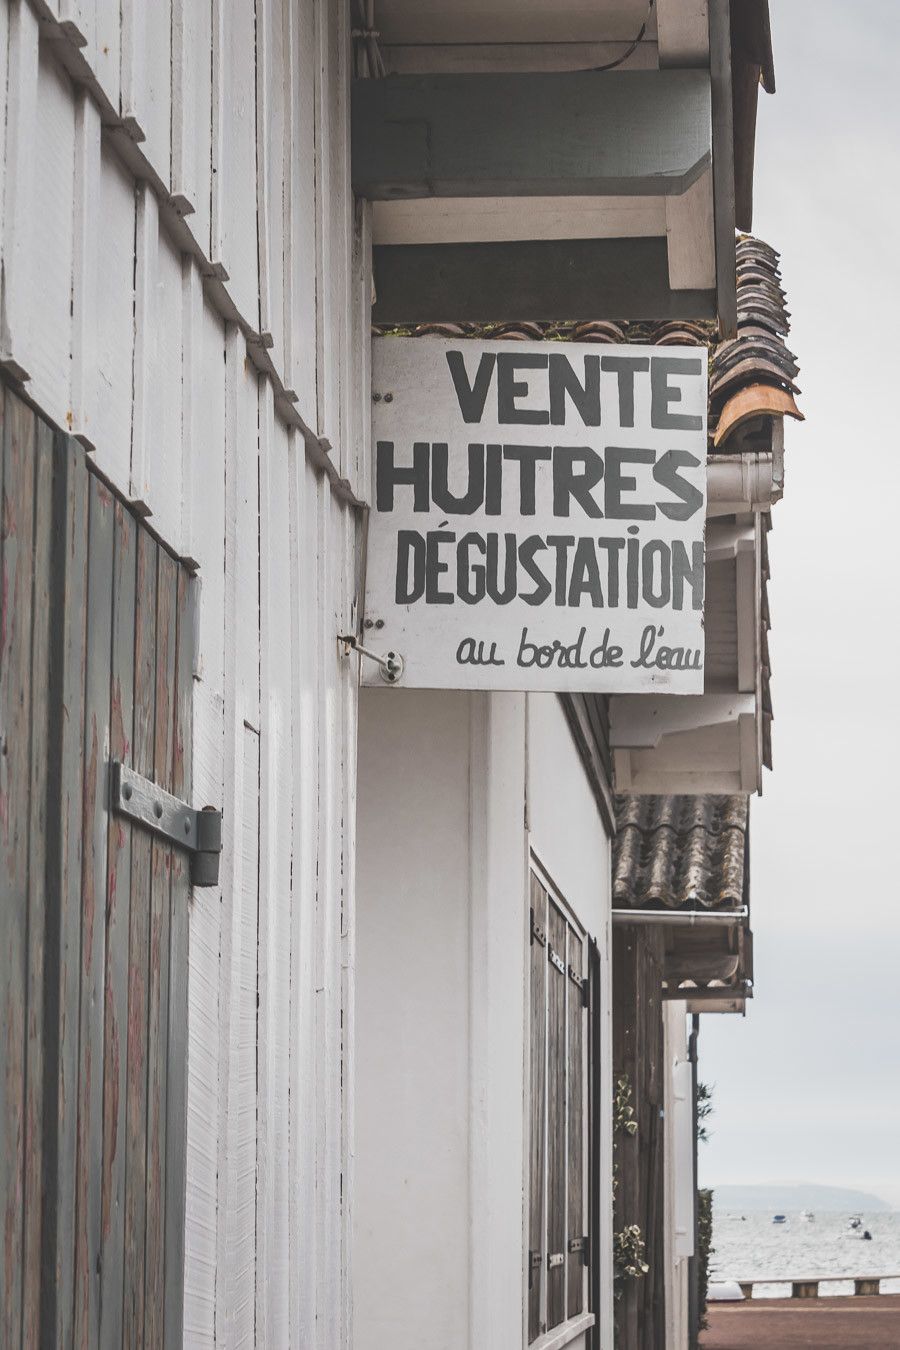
[94,0,121,112]
[122,528,157,1350]
[45,431,90,1350]
[163,564,194,1350]
[22,416,53,1350]
[288,434,319,1350]
[128,191,185,541]
[99,501,137,1349]
[143,549,177,1350]
[183,299,225,1350]
[70,90,102,450]
[120,0,172,185]
[211,0,260,327]
[257,388,293,1346]
[28,46,77,430]
[255,0,273,348]
[171,0,213,240]
[314,0,350,448]
[339,480,358,1350]
[91,146,137,495]
[0,387,32,1349]
[527,875,547,1345]
[179,257,201,567]
[256,0,287,365]
[314,475,340,1350]
[58,0,96,62]
[547,901,567,1331]
[283,0,317,412]
[74,474,115,1350]
[130,183,159,514]
[0,0,39,384]
[567,929,585,1320]
[0,0,10,254]
[146,238,186,549]
[347,201,372,498]
[217,327,259,1350]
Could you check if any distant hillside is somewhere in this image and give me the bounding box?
[711,1184,890,1213]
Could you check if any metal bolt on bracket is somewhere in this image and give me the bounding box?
[339,633,404,684]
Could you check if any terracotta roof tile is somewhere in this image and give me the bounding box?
[612,794,749,910]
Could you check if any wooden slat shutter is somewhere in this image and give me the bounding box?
[529,869,592,1343]
[567,927,586,1320]
[0,383,195,1350]
[528,876,547,1344]
[547,901,568,1329]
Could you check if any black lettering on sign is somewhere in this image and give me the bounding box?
[446,349,496,423]
[650,356,703,431]
[601,354,650,428]
[642,540,671,609]
[630,624,703,671]
[548,353,601,427]
[425,530,455,604]
[605,447,656,521]
[395,530,425,603]
[672,540,705,611]
[519,536,552,607]
[456,637,505,666]
[552,447,604,519]
[497,353,550,425]
[431,442,485,514]
[377,440,431,512]
[503,445,552,515]
[652,449,704,521]
[457,533,487,605]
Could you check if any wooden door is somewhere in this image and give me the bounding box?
[0,382,194,1349]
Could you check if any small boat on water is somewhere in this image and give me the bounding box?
[772,1214,787,1225]
[799,1209,815,1223]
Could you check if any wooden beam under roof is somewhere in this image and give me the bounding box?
[374,0,658,46]
[352,70,711,200]
[709,0,738,336]
[371,236,716,324]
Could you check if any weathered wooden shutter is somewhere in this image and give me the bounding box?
[546,899,567,1329]
[528,872,591,1343]
[0,383,197,1349]
[567,927,586,1320]
[528,876,547,1344]
[587,936,603,1349]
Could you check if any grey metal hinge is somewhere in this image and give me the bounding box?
[530,907,547,948]
[569,1235,590,1267]
[548,945,566,977]
[528,1250,541,1290]
[570,966,590,1008]
[111,761,223,888]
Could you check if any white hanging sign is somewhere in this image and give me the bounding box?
[363,337,707,693]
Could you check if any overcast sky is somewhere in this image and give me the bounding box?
[698,2,900,1207]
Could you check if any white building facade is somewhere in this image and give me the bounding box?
[0,3,783,1348]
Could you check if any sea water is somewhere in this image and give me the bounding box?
[710,1209,900,1296]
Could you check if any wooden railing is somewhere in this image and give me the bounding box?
[735,1275,900,1299]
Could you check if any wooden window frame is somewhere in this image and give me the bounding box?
[525,853,596,1350]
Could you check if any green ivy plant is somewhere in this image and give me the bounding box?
[614,1224,650,1281]
[613,1074,648,1295]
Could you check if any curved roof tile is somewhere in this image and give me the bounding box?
[612,794,749,911]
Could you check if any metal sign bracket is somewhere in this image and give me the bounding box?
[339,633,405,684]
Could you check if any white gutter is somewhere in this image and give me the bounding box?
[707,450,784,516]
[611,907,749,926]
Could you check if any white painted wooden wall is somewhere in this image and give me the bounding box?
[0,1,368,1344]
